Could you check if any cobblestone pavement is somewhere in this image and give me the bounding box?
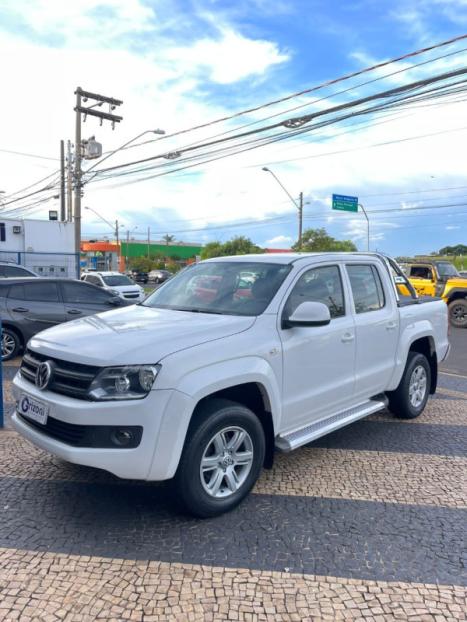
[0,365,466,621]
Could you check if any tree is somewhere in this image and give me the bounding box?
[163,234,175,246]
[438,244,467,256]
[200,236,263,259]
[292,228,357,252]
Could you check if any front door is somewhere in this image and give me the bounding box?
[279,264,356,432]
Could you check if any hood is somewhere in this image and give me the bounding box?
[446,276,467,288]
[112,284,143,292]
[29,305,256,366]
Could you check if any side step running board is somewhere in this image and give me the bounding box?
[275,398,387,452]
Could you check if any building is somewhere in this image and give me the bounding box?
[0,217,77,277]
[80,241,120,272]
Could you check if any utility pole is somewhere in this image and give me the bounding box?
[115,220,119,246]
[60,140,65,221]
[358,203,370,251]
[298,192,303,250]
[126,229,130,269]
[147,226,150,258]
[73,87,123,270]
[66,141,73,222]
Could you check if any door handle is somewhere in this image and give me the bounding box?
[12,307,29,313]
[67,309,82,315]
[386,321,398,330]
[341,332,355,343]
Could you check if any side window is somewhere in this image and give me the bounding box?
[8,284,26,300]
[347,265,385,313]
[62,281,111,304]
[86,275,102,286]
[9,282,59,302]
[4,265,32,277]
[410,266,433,280]
[284,265,345,319]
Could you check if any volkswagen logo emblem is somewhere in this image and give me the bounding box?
[35,361,54,390]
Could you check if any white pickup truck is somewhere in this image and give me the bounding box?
[12,253,449,517]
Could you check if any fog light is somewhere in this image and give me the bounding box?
[111,429,134,447]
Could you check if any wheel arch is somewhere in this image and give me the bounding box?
[191,382,275,468]
[408,336,437,394]
[1,322,25,347]
[447,289,467,304]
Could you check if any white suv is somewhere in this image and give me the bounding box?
[81,271,145,302]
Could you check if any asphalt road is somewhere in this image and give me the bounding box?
[440,326,467,377]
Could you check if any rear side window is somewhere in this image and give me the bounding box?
[3,266,33,277]
[347,265,385,313]
[62,281,111,304]
[9,282,59,302]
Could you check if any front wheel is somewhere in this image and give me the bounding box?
[387,351,431,419]
[448,299,467,328]
[174,399,265,518]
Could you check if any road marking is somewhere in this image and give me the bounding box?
[440,370,467,379]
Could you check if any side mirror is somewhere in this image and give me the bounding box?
[107,296,122,306]
[282,301,331,329]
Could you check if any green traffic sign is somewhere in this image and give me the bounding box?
[332,193,358,212]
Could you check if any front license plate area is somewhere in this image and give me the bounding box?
[18,394,49,425]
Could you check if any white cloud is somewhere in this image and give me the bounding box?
[166,28,289,85]
[265,235,293,247]
[446,225,461,230]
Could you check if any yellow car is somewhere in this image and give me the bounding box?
[405,260,467,328]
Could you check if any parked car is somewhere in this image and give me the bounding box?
[148,269,172,284]
[0,262,38,278]
[12,253,449,517]
[81,271,145,302]
[127,269,149,284]
[404,260,467,327]
[1,278,128,360]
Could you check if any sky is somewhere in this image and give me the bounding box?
[0,0,466,256]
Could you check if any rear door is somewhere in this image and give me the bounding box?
[5,281,66,340]
[61,281,115,319]
[345,262,399,399]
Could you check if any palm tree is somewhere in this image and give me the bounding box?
[163,234,175,246]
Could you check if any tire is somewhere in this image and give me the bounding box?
[387,351,431,419]
[2,327,21,361]
[174,399,265,518]
[448,299,467,328]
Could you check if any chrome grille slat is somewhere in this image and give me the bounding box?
[20,348,99,400]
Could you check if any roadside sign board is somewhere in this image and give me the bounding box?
[332,194,358,212]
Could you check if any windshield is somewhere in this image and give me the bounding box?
[102,275,134,286]
[143,261,291,316]
[436,262,460,278]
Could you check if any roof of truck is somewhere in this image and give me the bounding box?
[206,252,381,265]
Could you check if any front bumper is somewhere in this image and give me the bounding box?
[12,372,194,481]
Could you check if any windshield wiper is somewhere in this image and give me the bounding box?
[184,308,225,315]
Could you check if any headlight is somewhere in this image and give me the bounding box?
[88,365,161,401]
[109,289,120,296]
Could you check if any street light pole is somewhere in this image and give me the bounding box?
[358,203,370,251]
[84,128,166,182]
[84,206,121,242]
[262,167,303,249]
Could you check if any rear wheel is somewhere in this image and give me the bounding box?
[448,299,467,328]
[387,351,431,419]
[2,327,21,361]
[174,399,265,518]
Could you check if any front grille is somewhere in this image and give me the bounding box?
[123,292,140,299]
[18,413,142,448]
[21,349,99,400]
